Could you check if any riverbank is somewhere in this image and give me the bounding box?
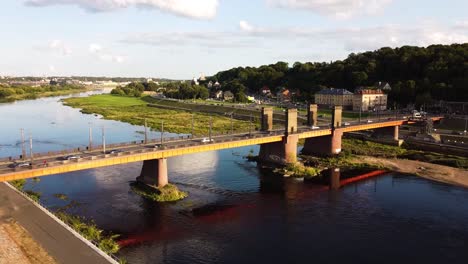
[63,94,252,135]
[0,85,91,103]
[352,156,468,188]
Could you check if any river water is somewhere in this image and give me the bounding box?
[1,92,468,264]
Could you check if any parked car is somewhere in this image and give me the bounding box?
[201,137,214,143]
[8,162,31,168]
[63,155,81,160]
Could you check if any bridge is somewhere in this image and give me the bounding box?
[0,104,441,188]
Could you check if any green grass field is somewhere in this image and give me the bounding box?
[63,95,254,135]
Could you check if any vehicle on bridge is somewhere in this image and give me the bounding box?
[201,137,214,143]
[62,155,81,160]
[311,126,320,129]
[107,149,122,154]
[343,122,351,126]
[8,162,31,168]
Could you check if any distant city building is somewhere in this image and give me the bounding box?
[260,86,271,96]
[211,90,223,99]
[191,77,199,86]
[315,88,354,108]
[353,89,387,111]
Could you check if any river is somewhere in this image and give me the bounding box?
[1,91,468,264]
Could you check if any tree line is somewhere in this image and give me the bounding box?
[211,43,468,106]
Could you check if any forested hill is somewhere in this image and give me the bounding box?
[213,43,468,106]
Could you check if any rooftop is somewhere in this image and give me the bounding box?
[316,88,353,95]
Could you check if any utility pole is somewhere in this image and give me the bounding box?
[20,128,26,160]
[29,133,33,166]
[102,126,106,154]
[88,123,92,150]
[144,118,148,144]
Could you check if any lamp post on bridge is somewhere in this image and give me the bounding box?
[230,113,234,134]
[29,133,33,166]
[249,114,252,136]
[144,118,148,144]
[88,122,93,150]
[101,126,106,154]
[191,113,194,138]
[209,116,212,141]
[20,128,26,160]
[160,121,164,147]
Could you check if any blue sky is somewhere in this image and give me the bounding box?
[0,0,467,79]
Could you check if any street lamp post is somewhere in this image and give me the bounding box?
[230,113,234,134]
[102,126,106,154]
[160,121,164,146]
[191,113,194,138]
[209,116,212,141]
[249,114,252,136]
[464,117,467,135]
[20,128,26,160]
[144,118,148,144]
[88,123,93,150]
[359,100,362,123]
[29,133,33,166]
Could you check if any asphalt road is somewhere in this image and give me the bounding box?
[0,183,114,264]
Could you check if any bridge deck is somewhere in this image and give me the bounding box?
[0,117,440,182]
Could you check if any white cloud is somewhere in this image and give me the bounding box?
[48,39,72,56]
[88,43,126,63]
[24,0,219,19]
[122,20,468,54]
[88,43,103,53]
[266,0,393,19]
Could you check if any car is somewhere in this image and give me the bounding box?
[8,162,31,168]
[311,126,320,130]
[107,149,122,154]
[366,120,373,123]
[63,155,81,160]
[343,122,350,126]
[201,137,214,143]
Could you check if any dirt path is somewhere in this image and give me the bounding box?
[0,220,56,264]
[352,156,468,188]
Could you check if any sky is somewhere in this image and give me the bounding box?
[0,0,467,79]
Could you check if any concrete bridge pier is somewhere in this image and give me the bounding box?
[261,107,273,131]
[258,134,299,165]
[374,125,399,141]
[307,104,318,127]
[137,158,168,187]
[302,129,343,156]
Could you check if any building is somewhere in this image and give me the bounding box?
[315,88,354,109]
[211,90,223,99]
[276,88,290,102]
[223,91,234,101]
[353,89,387,111]
[376,81,391,91]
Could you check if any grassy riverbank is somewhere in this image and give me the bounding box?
[63,94,253,135]
[342,138,468,169]
[0,85,90,103]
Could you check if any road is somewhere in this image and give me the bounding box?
[0,183,114,264]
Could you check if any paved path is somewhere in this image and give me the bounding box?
[0,183,113,264]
